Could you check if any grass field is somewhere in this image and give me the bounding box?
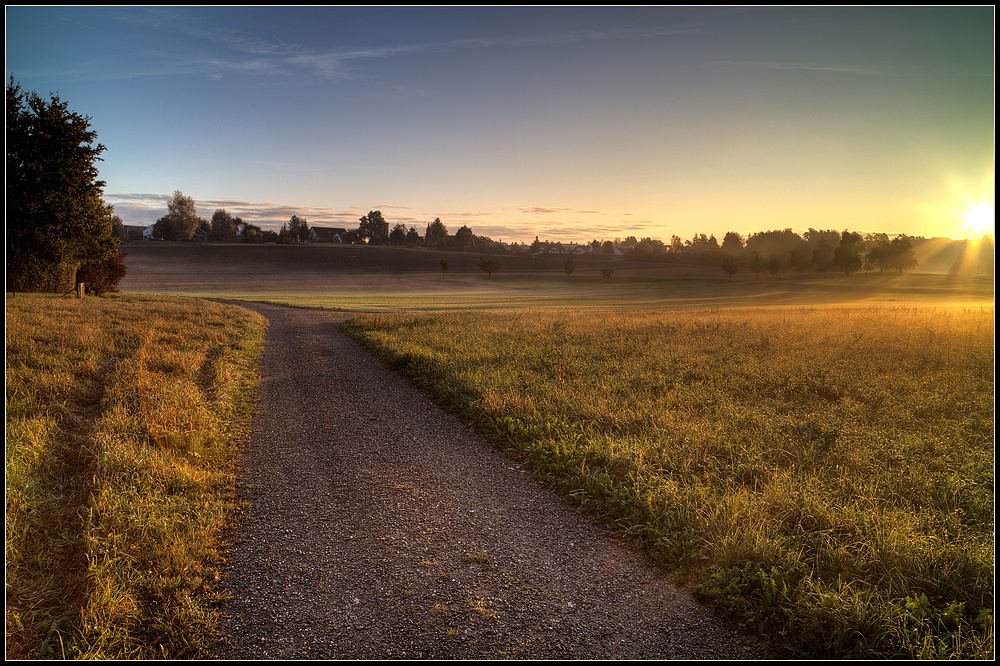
[8,242,993,658]
[119,243,994,312]
[5,293,266,659]
[343,305,994,659]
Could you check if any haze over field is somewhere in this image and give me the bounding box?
[6,6,994,243]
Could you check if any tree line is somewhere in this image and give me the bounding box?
[138,194,507,255]
[7,78,921,296]
[598,228,919,276]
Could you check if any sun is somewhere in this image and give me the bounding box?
[961,203,994,238]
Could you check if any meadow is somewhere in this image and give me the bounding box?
[5,293,266,659]
[7,243,993,658]
[343,305,994,659]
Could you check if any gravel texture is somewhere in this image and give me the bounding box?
[214,302,772,660]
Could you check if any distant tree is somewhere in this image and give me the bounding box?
[564,257,576,277]
[153,191,201,241]
[600,268,614,281]
[277,223,294,244]
[112,215,127,241]
[288,215,310,243]
[745,229,806,269]
[425,218,448,248]
[833,231,864,275]
[865,238,891,273]
[601,240,615,256]
[210,209,241,242]
[389,222,408,246]
[239,220,262,243]
[7,78,119,292]
[453,225,474,251]
[440,258,449,277]
[405,226,421,247]
[885,235,918,274]
[721,256,740,281]
[478,256,503,279]
[748,251,767,280]
[765,256,782,280]
[721,231,744,254]
[358,210,389,244]
[804,229,842,270]
[76,250,128,295]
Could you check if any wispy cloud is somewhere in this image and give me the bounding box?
[718,60,892,76]
[517,207,608,216]
[104,9,698,84]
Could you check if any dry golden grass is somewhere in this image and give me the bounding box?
[5,293,266,659]
[344,304,994,659]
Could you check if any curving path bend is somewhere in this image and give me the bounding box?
[214,302,771,660]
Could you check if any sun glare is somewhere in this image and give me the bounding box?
[962,203,995,238]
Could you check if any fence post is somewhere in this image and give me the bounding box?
[77,283,85,299]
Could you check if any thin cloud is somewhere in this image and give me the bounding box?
[518,207,607,216]
[103,9,699,85]
[719,60,893,76]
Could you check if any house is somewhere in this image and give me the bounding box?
[309,226,348,243]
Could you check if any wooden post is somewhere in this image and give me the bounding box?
[77,283,85,299]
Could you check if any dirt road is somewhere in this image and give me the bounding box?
[214,302,771,659]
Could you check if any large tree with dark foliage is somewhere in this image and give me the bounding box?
[7,78,119,292]
[358,210,389,245]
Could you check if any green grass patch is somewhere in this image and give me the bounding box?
[342,305,994,659]
[5,293,266,659]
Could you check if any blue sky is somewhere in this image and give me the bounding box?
[6,6,994,242]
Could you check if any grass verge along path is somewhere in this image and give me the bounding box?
[5,293,266,659]
[343,305,994,659]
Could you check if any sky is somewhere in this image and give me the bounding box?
[6,6,995,244]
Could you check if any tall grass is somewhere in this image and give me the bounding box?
[343,305,994,659]
[5,293,266,659]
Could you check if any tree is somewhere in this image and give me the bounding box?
[765,256,782,280]
[7,78,119,292]
[721,256,740,281]
[453,225,474,251]
[210,209,240,242]
[833,231,863,275]
[389,223,408,246]
[112,215,127,241]
[425,218,448,248]
[153,191,202,241]
[288,215,310,243]
[564,257,577,277]
[478,256,503,278]
[240,221,264,243]
[440,258,449,277]
[721,231,744,254]
[358,210,389,245]
[886,235,918,274]
[405,226,421,247]
[748,251,767,280]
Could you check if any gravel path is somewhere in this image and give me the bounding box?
[214,302,771,660]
